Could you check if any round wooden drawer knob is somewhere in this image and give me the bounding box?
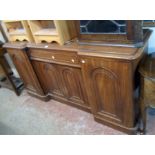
[81,60,85,63]
[71,59,75,63]
[52,56,55,59]
[44,45,48,48]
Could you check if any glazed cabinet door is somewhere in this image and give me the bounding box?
[58,65,90,109]
[80,56,135,128]
[7,49,44,95]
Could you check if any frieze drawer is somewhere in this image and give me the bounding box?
[29,49,80,65]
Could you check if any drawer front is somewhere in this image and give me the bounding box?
[144,78,155,107]
[29,49,80,65]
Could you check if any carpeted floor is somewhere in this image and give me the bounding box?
[0,88,155,135]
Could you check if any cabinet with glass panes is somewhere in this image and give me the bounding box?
[75,20,146,47]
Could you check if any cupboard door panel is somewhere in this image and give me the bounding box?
[32,61,65,98]
[59,66,89,107]
[32,60,90,109]
[80,57,124,124]
[91,67,122,122]
[43,63,65,97]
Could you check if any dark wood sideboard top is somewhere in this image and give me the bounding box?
[3,29,152,61]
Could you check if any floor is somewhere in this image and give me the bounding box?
[0,88,155,135]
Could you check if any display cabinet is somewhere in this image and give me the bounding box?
[1,20,34,42]
[28,20,76,45]
[76,20,143,46]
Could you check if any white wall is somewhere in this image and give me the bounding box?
[148,27,155,53]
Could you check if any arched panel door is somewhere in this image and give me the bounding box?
[91,67,122,123]
[43,63,65,97]
[32,61,65,98]
[59,66,89,107]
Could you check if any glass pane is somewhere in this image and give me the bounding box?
[80,20,126,34]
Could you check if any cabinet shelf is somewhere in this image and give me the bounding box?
[9,29,26,35]
[34,28,58,36]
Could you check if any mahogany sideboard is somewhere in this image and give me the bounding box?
[3,30,151,134]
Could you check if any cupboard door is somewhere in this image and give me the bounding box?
[81,57,125,124]
[90,67,122,122]
[32,61,65,98]
[58,65,89,107]
[8,49,44,95]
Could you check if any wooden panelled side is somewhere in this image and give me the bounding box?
[7,49,44,95]
[11,53,34,91]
